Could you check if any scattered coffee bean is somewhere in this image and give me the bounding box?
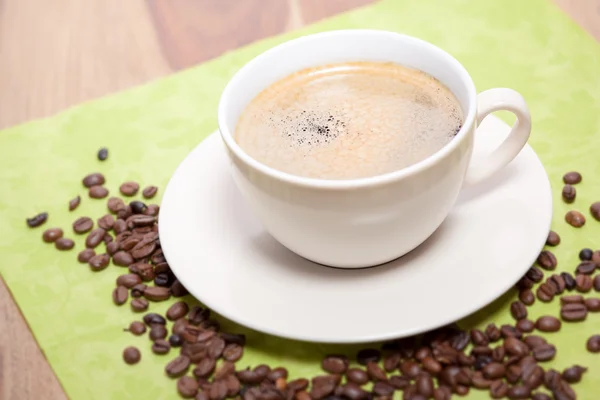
[531,393,551,400]
[561,272,576,290]
[594,275,600,292]
[579,248,593,261]
[356,348,380,365]
[73,217,93,234]
[366,361,387,381]
[77,248,95,263]
[42,227,63,243]
[169,334,183,347]
[116,273,142,288]
[83,173,105,188]
[55,238,75,250]
[576,261,596,275]
[177,376,199,398]
[507,384,531,399]
[123,346,141,365]
[26,212,49,228]
[144,204,160,216]
[130,283,146,298]
[519,289,535,306]
[322,355,349,374]
[562,184,576,203]
[97,214,115,231]
[88,253,110,271]
[562,365,587,383]
[590,202,600,221]
[546,231,560,246]
[565,210,586,227]
[576,274,593,292]
[130,200,147,214]
[533,344,556,361]
[585,297,600,311]
[433,386,452,400]
[220,332,246,346]
[516,319,535,333]
[107,197,125,213]
[563,171,582,184]
[586,335,600,352]
[382,352,400,372]
[106,241,119,256]
[510,301,527,320]
[526,266,544,282]
[535,316,561,332]
[536,283,554,302]
[112,285,129,305]
[549,274,566,294]
[85,228,105,248]
[144,286,171,302]
[97,147,108,161]
[561,294,583,304]
[143,186,158,199]
[127,321,146,335]
[130,298,149,312]
[561,303,588,321]
[223,343,244,362]
[536,250,557,270]
[150,324,168,341]
[69,196,81,211]
[485,323,502,342]
[154,273,169,287]
[120,181,140,196]
[152,339,171,355]
[346,368,369,385]
[482,362,505,380]
[112,251,133,266]
[89,185,109,199]
[165,301,189,321]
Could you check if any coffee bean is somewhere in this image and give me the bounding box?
[471,345,493,356]
[127,320,146,335]
[526,266,544,282]
[470,329,488,346]
[584,297,600,311]
[518,277,534,290]
[286,378,309,393]
[265,367,288,383]
[129,200,147,214]
[95,147,109,161]
[561,303,588,321]
[523,364,544,388]
[164,301,188,321]
[546,231,560,246]
[537,250,557,270]
[449,330,470,351]
[115,273,141,288]
[219,332,246,347]
[481,362,505,380]
[95,215,114,231]
[562,365,587,383]
[507,384,531,399]
[122,346,141,365]
[589,201,600,222]
[550,274,566,294]
[518,289,535,306]
[178,376,199,398]
[207,337,225,359]
[489,380,509,398]
[565,210,586,227]
[322,355,349,374]
[346,368,369,385]
[356,348,380,365]
[152,339,171,355]
[142,286,170,302]
[370,381,393,397]
[73,217,93,234]
[112,285,128,305]
[503,337,529,357]
[113,219,126,234]
[120,181,140,196]
[170,279,189,297]
[69,196,81,211]
[433,386,452,400]
[107,197,125,213]
[594,275,600,291]
[576,261,596,275]
[130,283,146,298]
[587,335,600,352]
[168,334,182,347]
[577,249,593,263]
[130,239,157,261]
[42,227,63,243]
[561,294,583,305]
[516,319,535,333]
[366,361,386,382]
[104,241,118,256]
[89,185,109,199]
[490,345,504,362]
[533,344,556,361]
[55,238,75,250]
[531,393,552,400]
[209,380,229,400]
[141,185,158,199]
[485,323,502,342]
[223,343,244,362]
[509,301,527,320]
[414,374,433,397]
[535,316,561,332]
[559,273,575,291]
[576,274,593,292]
[83,173,105,188]
[143,312,166,326]
[144,203,160,216]
[536,283,555,302]
[310,376,337,400]
[419,356,441,375]
[130,298,149,312]
[563,171,582,184]
[562,184,576,203]
[84,228,105,249]
[382,352,400,372]
[88,253,110,271]
[413,346,431,361]
[117,205,132,220]
[113,251,133,266]
[214,361,235,381]
[400,360,421,378]
[77,248,95,263]
[149,324,168,341]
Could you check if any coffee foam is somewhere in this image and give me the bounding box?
[235,62,463,180]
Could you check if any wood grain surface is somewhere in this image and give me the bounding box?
[0,0,598,399]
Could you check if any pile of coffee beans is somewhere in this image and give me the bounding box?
[26,157,599,399]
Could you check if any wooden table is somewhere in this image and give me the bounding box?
[0,0,598,398]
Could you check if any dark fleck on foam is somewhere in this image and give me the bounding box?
[278,110,348,147]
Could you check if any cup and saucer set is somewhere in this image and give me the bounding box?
[158,30,552,344]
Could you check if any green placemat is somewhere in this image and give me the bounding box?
[2,0,600,398]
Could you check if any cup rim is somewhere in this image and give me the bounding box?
[218,29,477,189]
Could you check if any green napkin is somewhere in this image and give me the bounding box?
[2,0,600,398]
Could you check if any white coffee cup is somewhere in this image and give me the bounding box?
[218,30,531,268]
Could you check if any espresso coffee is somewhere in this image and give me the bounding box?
[235,61,463,180]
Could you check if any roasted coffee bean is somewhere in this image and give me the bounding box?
[177,376,199,398]
[471,345,493,356]
[103,234,113,246]
[356,348,380,365]
[97,214,115,231]
[144,203,160,216]
[82,173,105,188]
[73,217,94,234]
[370,381,393,397]
[77,248,95,263]
[120,181,140,196]
[537,250,557,270]
[533,344,556,361]
[237,368,262,385]
[576,261,596,275]
[505,364,522,384]
[523,335,547,350]
[154,273,170,287]
[170,279,189,297]
[130,283,146,297]
[130,200,147,214]
[88,253,110,271]
[507,384,531,399]
[84,228,105,249]
[473,355,493,371]
[522,364,544,388]
[130,298,149,312]
[116,273,142,288]
[550,274,566,294]
[586,334,600,352]
[148,320,169,340]
[585,297,600,311]
[562,184,576,203]
[346,368,369,385]
[536,283,554,302]
[565,210,586,227]
[188,306,210,325]
[421,356,442,375]
[338,382,367,400]
[222,343,244,362]
[53,237,73,250]
[578,248,593,262]
[510,301,527,320]
[310,376,337,400]
[117,205,132,220]
[213,361,236,380]
[590,201,600,221]
[107,197,125,213]
[366,361,386,381]
[526,266,544,282]
[546,231,560,246]
[560,272,576,290]
[130,263,154,281]
[164,301,188,321]
[207,337,226,359]
[172,318,189,336]
[531,393,552,400]
[209,381,229,400]
[123,346,141,365]
[168,334,183,347]
[448,331,470,351]
[154,261,171,275]
[89,185,109,199]
[414,374,433,397]
[535,316,561,332]
[400,360,421,378]
[112,219,126,235]
[491,345,505,361]
[561,302,588,321]
[482,362,505,380]
[112,251,133,266]
[501,325,522,339]
[433,386,452,400]
[166,355,191,377]
[69,196,81,211]
[489,380,509,399]
[266,367,288,383]
[561,294,584,304]
[129,215,156,228]
[562,365,587,383]
[593,275,600,292]
[517,276,535,290]
[42,227,63,243]
[576,274,593,292]
[470,329,488,346]
[218,332,245,347]
[96,147,109,161]
[112,285,129,305]
[143,312,166,326]
[322,355,349,374]
[518,289,535,306]
[142,185,158,199]
[127,321,146,335]
[563,171,582,184]
[414,346,431,361]
[504,337,529,357]
[152,339,170,355]
[286,378,309,393]
[516,319,535,333]
[382,352,401,372]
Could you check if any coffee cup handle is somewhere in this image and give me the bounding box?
[464,88,532,185]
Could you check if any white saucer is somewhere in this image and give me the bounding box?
[159,115,553,344]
